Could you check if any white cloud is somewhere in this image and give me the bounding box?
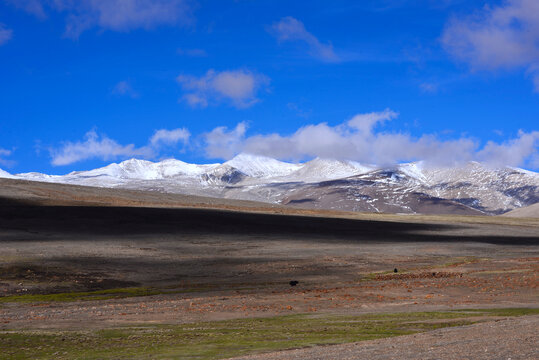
[270,17,339,62]
[177,69,270,108]
[203,122,247,159]
[150,128,190,147]
[347,108,399,135]
[202,109,539,169]
[0,148,14,167]
[0,24,13,46]
[478,130,539,168]
[112,80,139,98]
[441,0,539,91]
[51,130,152,166]
[47,112,539,169]
[7,0,194,38]
[51,127,190,166]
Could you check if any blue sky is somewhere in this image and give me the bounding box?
[0,0,538,173]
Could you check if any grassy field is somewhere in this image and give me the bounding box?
[0,287,163,303]
[0,286,219,304]
[2,308,537,360]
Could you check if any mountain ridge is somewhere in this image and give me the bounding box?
[1,153,537,216]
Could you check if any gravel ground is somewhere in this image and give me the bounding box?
[231,315,539,360]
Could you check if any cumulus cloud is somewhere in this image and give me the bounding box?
[347,109,399,135]
[177,69,270,108]
[0,24,13,46]
[47,111,539,169]
[202,109,539,169]
[112,80,139,98]
[270,17,339,62]
[51,130,152,166]
[150,128,190,147]
[478,130,539,168]
[6,0,194,38]
[51,127,190,166]
[441,0,539,91]
[203,122,247,159]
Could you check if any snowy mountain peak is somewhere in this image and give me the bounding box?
[398,161,427,182]
[290,157,375,181]
[153,158,219,177]
[67,158,221,181]
[224,153,301,178]
[0,168,16,179]
[117,159,159,179]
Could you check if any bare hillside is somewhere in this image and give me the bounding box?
[502,202,539,218]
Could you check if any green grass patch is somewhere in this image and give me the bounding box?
[0,287,162,303]
[449,308,539,317]
[442,256,483,267]
[0,285,222,304]
[1,308,536,360]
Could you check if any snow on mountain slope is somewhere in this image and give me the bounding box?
[15,172,58,181]
[224,153,301,178]
[287,158,375,182]
[154,159,219,177]
[418,162,539,213]
[280,173,484,216]
[68,158,218,180]
[398,162,427,182]
[201,164,247,185]
[103,159,158,180]
[70,162,134,179]
[0,168,16,179]
[48,158,220,185]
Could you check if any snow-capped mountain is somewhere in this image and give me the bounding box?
[224,153,301,178]
[1,153,538,216]
[0,168,16,179]
[286,158,375,182]
[69,158,219,180]
[416,162,539,213]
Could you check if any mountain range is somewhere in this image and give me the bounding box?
[1,153,538,216]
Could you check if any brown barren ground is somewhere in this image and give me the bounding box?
[0,179,537,358]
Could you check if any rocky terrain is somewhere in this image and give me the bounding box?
[1,153,538,216]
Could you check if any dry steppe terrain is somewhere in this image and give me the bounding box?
[0,178,537,359]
